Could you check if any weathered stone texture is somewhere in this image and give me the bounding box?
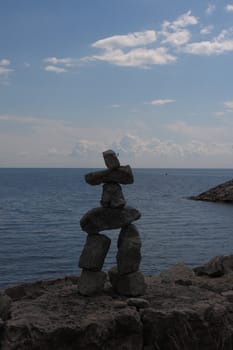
[101,183,126,208]
[78,270,106,296]
[85,165,134,185]
[103,150,120,170]
[117,225,141,275]
[0,293,12,321]
[109,267,145,296]
[191,178,233,203]
[78,234,111,271]
[194,254,233,277]
[80,207,141,234]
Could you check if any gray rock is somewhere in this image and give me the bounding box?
[117,225,141,275]
[194,256,225,277]
[0,293,12,320]
[78,234,111,271]
[85,165,134,185]
[191,178,233,203]
[194,254,233,277]
[160,263,195,285]
[80,206,141,234]
[109,267,146,296]
[101,183,126,208]
[108,266,118,290]
[127,298,150,309]
[103,150,120,170]
[221,290,233,302]
[78,270,106,296]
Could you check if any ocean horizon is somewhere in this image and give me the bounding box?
[0,167,232,289]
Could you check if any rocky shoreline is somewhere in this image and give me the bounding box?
[191,178,233,203]
[2,255,233,350]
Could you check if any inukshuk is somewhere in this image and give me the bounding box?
[78,150,145,296]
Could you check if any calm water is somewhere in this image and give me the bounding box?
[0,168,232,289]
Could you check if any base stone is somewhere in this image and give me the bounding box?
[78,270,106,296]
[109,266,146,296]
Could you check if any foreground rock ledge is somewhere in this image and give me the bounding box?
[191,178,233,203]
[2,267,233,350]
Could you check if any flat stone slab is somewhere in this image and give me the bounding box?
[85,165,134,185]
[78,270,106,296]
[101,183,126,208]
[117,225,141,275]
[78,234,111,271]
[191,178,233,203]
[80,207,141,234]
[103,150,120,170]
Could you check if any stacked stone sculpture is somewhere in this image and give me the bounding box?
[78,150,145,296]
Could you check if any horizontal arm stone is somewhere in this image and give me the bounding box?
[80,206,141,234]
[85,165,134,185]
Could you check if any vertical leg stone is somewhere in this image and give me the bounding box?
[117,224,141,275]
[79,234,111,271]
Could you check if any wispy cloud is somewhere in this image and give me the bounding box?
[92,30,157,50]
[93,47,176,68]
[0,58,14,80]
[206,3,216,15]
[43,57,79,73]
[161,29,191,46]
[225,4,233,12]
[44,65,67,73]
[224,100,233,109]
[200,25,214,35]
[44,57,77,67]
[184,29,233,55]
[42,10,233,71]
[149,99,176,106]
[160,11,198,47]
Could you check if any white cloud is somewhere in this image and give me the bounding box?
[166,120,233,143]
[0,114,233,167]
[92,30,157,50]
[44,65,67,73]
[0,59,10,66]
[184,29,233,55]
[44,57,77,67]
[149,99,176,106]
[224,101,233,109]
[225,4,233,12]
[200,25,214,35]
[163,11,198,31]
[0,58,14,77]
[161,29,191,46]
[206,3,216,15]
[160,12,198,48]
[93,47,176,68]
[43,57,79,73]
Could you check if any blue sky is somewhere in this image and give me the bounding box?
[1,0,233,167]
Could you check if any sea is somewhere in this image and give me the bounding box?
[0,168,232,290]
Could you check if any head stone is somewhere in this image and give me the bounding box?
[103,150,120,170]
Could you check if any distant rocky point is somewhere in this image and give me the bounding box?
[191,178,233,203]
[2,254,233,349]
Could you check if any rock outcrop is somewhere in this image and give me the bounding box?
[2,257,233,349]
[191,178,233,203]
[79,150,145,296]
